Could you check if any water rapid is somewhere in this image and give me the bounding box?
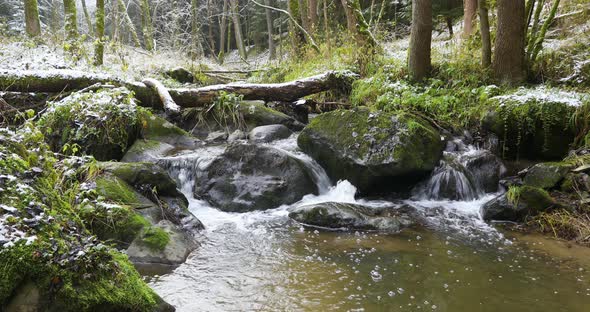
[147,135,590,312]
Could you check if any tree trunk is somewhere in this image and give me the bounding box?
[298,0,310,32]
[288,0,301,53]
[24,0,42,37]
[340,0,358,35]
[308,0,318,32]
[408,0,432,81]
[0,69,358,108]
[446,16,453,38]
[50,0,60,33]
[493,0,526,84]
[219,0,229,58]
[230,0,248,60]
[63,0,78,40]
[80,0,93,34]
[140,0,154,51]
[191,0,204,58]
[94,0,105,65]
[323,0,330,50]
[264,0,276,59]
[207,0,216,56]
[463,0,477,37]
[117,0,141,47]
[142,78,181,115]
[478,0,491,67]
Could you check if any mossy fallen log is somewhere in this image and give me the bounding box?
[0,69,358,109]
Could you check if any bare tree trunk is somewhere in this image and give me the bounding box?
[323,0,330,51]
[191,0,204,58]
[63,0,78,40]
[207,0,216,55]
[117,0,141,47]
[463,0,477,37]
[94,0,105,65]
[219,0,229,57]
[408,0,432,81]
[80,0,93,34]
[493,0,526,84]
[308,0,318,31]
[478,0,491,67]
[298,0,310,32]
[230,0,248,60]
[288,0,301,52]
[24,0,42,37]
[50,0,60,33]
[340,0,358,34]
[264,0,276,59]
[112,0,119,42]
[446,16,453,38]
[140,0,154,51]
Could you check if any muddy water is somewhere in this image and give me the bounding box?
[148,136,590,311]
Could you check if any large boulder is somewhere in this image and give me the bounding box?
[37,87,140,161]
[482,87,584,160]
[481,185,556,221]
[289,202,418,232]
[195,143,318,212]
[94,162,203,266]
[298,108,444,194]
[248,124,292,143]
[523,162,573,189]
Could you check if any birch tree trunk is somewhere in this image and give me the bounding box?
[24,0,42,37]
[493,0,526,83]
[408,0,433,81]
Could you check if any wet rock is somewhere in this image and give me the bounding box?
[298,107,444,194]
[241,101,305,131]
[5,281,42,312]
[481,186,556,221]
[463,149,506,193]
[139,111,200,148]
[195,143,318,212]
[205,130,228,143]
[523,162,573,189]
[289,202,417,232]
[248,124,291,143]
[227,129,247,142]
[127,220,196,266]
[122,140,175,163]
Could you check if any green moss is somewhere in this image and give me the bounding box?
[37,88,140,161]
[140,227,170,251]
[95,176,139,205]
[507,185,555,213]
[139,109,188,139]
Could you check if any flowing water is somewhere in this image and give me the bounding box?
[148,135,590,312]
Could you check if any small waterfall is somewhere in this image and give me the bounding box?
[413,138,505,201]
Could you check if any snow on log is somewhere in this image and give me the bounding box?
[142,78,181,114]
[0,69,359,109]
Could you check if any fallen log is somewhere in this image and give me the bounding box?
[142,78,181,114]
[0,69,358,109]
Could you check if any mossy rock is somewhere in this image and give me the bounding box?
[139,110,199,147]
[298,107,444,194]
[127,220,196,265]
[98,161,184,201]
[165,67,194,83]
[523,162,573,189]
[481,185,556,221]
[37,87,140,161]
[240,101,305,131]
[122,139,175,163]
[482,89,583,160]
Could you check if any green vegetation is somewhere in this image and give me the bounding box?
[37,88,140,161]
[0,125,161,310]
[140,227,171,252]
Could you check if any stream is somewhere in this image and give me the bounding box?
[147,135,590,312]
